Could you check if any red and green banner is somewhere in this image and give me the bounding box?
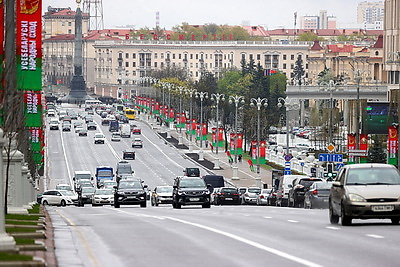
[24,91,42,127]
[347,134,356,164]
[388,126,398,166]
[212,127,224,147]
[359,134,368,163]
[0,0,4,126]
[16,0,42,91]
[230,133,243,155]
[29,127,43,164]
[251,140,257,163]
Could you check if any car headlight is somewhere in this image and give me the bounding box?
[348,193,366,202]
[117,191,125,195]
[177,191,185,196]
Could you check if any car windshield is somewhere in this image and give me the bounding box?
[248,188,261,193]
[118,166,132,174]
[119,180,142,189]
[346,168,400,185]
[82,187,95,193]
[261,189,272,194]
[221,188,238,193]
[157,186,173,193]
[299,179,318,187]
[60,190,75,196]
[98,170,112,177]
[179,179,206,188]
[56,185,71,190]
[315,182,332,189]
[95,189,113,195]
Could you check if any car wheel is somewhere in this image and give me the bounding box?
[341,204,352,226]
[42,200,48,205]
[391,217,400,225]
[329,201,339,224]
[60,200,66,207]
[140,201,147,208]
[176,203,181,209]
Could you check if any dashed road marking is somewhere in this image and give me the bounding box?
[366,234,384,239]
[326,226,340,230]
[288,220,299,223]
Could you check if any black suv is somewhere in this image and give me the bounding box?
[172,176,211,209]
[114,179,147,208]
[288,177,322,208]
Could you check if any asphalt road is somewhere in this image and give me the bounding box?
[45,107,400,267]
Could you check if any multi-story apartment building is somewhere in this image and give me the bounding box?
[92,40,310,95]
[43,7,89,39]
[384,0,400,87]
[357,1,385,30]
[300,10,336,30]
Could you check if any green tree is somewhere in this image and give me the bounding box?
[297,32,324,41]
[292,55,305,85]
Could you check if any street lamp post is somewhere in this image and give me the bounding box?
[177,86,185,145]
[186,88,197,152]
[211,93,225,169]
[195,91,208,161]
[229,95,245,180]
[250,97,268,187]
[277,97,300,156]
[353,69,364,163]
[388,51,400,168]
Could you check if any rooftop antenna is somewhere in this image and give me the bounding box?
[83,0,104,30]
[156,11,160,29]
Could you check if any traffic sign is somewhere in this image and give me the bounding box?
[319,153,343,162]
[300,162,305,167]
[327,143,335,153]
[336,163,345,171]
[284,154,293,162]
[284,170,291,175]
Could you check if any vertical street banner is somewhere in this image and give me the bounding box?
[16,0,42,91]
[251,140,257,164]
[347,134,356,164]
[0,0,4,126]
[229,133,235,152]
[24,91,42,126]
[155,101,160,114]
[388,126,398,166]
[260,140,266,164]
[237,133,243,155]
[212,128,216,146]
[29,127,43,164]
[359,134,368,163]
[230,133,243,156]
[169,108,174,122]
[201,123,207,140]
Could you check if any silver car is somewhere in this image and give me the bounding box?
[241,187,261,205]
[329,163,400,226]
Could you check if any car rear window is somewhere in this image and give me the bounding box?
[248,188,261,193]
[221,188,238,193]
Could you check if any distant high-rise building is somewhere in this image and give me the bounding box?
[384,0,400,85]
[300,10,336,29]
[357,1,385,25]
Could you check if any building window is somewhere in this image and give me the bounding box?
[68,22,72,26]
[133,53,136,59]
[68,29,72,34]
[154,62,158,68]
[283,63,287,69]
[178,54,181,59]
[257,54,261,60]
[190,54,193,60]
[242,54,246,60]
[125,62,129,67]
[161,53,164,59]
[291,64,294,69]
[125,53,129,59]
[133,62,136,67]
[154,53,158,59]
[291,54,295,60]
[283,54,287,60]
[172,54,175,59]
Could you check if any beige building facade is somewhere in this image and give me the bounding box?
[384,0,400,86]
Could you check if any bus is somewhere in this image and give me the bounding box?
[84,99,102,109]
[124,108,136,120]
[113,103,125,115]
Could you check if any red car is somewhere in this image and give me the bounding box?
[132,127,141,134]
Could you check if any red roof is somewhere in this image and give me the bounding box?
[44,8,89,18]
[372,34,383,48]
[310,40,323,51]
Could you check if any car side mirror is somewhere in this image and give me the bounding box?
[332,181,342,188]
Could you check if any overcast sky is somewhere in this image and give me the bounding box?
[43,0,368,30]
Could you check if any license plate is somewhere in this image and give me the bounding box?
[190,198,200,201]
[372,205,394,212]
[225,198,233,200]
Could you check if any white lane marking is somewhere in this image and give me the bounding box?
[141,133,184,169]
[366,234,384,239]
[325,226,340,230]
[288,220,299,223]
[263,216,272,219]
[164,216,322,267]
[60,127,73,186]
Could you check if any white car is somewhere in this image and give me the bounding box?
[94,133,106,144]
[55,184,73,192]
[111,132,121,142]
[132,137,143,148]
[75,125,84,133]
[91,188,114,206]
[41,190,77,206]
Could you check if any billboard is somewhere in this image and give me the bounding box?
[364,102,393,134]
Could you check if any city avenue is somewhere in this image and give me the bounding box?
[45,106,400,267]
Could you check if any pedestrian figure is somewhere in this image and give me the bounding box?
[210,144,214,153]
[238,154,242,163]
[229,157,233,166]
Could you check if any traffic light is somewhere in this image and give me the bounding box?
[324,163,337,179]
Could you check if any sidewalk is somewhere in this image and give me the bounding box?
[153,122,272,189]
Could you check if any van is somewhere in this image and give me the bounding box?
[183,167,200,177]
[120,124,131,138]
[275,175,309,207]
[202,175,225,192]
[73,171,93,190]
[109,120,119,132]
[49,119,59,130]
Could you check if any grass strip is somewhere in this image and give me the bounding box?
[14,238,35,245]
[5,220,38,226]
[0,252,33,261]
[5,227,37,233]
[28,204,41,214]
[5,214,40,221]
